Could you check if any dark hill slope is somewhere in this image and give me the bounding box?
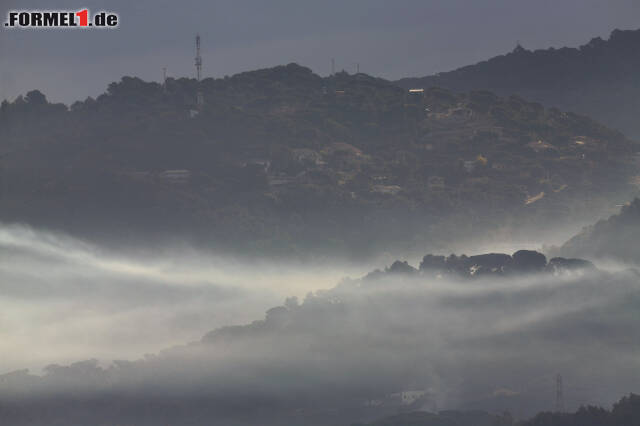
[559,198,640,264]
[354,410,513,426]
[396,29,640,139]
[357,394,640,426]
[1,64,638,256]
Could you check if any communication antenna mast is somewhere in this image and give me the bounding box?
[331,58,335,75]
[555,374,565,413]
[195,34,202,81]
[162,67,167,89]
[195,34,204,108]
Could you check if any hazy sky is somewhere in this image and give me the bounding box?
[2,0,640,104]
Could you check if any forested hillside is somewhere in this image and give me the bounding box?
[397,29,640,140]
[558,198,640,264]
[1,64,638,256]
[357,394,640,426]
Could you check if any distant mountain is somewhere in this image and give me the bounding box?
[396,29,640,139]
[1,64,638,256]
[558,198,640,264]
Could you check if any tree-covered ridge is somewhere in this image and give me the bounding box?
[558,198,640,263]
[354,410,513,426]
[1,64,638,255]
[357,394,640,426]
[396,28,640,139]
[366,249,593,280]
[524,394,640,426]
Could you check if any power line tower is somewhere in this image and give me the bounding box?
[195,34,204,108]
[555,374,565,413]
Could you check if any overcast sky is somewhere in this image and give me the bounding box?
[2,0,640,104]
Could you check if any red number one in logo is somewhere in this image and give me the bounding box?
[76,9,88,26]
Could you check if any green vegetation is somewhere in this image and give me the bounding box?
[357,394,640,426]
[558,198,640,263]
[397,29,640,140]
[354,410,513,426]
[1,64,638,256]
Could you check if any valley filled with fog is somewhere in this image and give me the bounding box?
[0,214,594,374]
[0,223,374,372]
[2,218,640,424]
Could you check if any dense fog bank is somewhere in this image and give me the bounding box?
[2,242,639,424]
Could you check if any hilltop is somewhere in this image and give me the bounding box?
[1,64,638,256]
[396,29,640,139]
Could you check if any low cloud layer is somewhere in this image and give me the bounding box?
[1,229,639,423]
[0,223,368,372]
